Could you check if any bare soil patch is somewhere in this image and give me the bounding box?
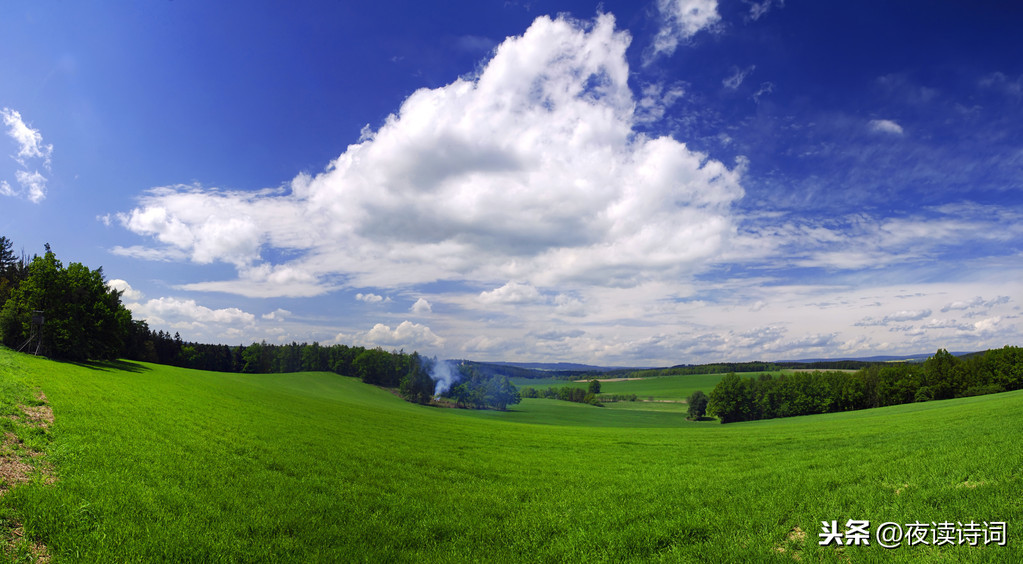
[18,404,53,430]
[3,522,50,562]
[957,479,991,489]
[773,526,809,561]
[0,389,55,561]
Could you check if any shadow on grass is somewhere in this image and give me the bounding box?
[61,359,150,373]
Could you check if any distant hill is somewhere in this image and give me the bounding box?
[485,361,650,372]
[467,350,983,380]
[773,351,977,364]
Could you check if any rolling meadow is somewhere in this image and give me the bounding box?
[0,346,1020,562]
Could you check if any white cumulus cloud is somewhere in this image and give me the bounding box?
[411,297,432,313]
[114,14,745,298]
[356,293,386,304]
[337,320,444,350]
[479,282,544,305]
[107,279,145,302]
[107,279,257,333]
[262,308,291,321]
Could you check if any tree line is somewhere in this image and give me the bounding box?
[519,379,605,406]
[0,237,524,410]
[707,347,1023,423]
[0,240,415,384]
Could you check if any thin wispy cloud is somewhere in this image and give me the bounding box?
[868,118,904,135]
[743,0,783,22]
[1,108,52,167]
[723,65,755,89]
[649,0,721,60]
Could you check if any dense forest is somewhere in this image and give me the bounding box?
[707,347,1023,423]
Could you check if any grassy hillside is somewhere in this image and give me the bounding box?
[1,347,1020,562]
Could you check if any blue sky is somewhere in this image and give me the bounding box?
[2,0,1020,365]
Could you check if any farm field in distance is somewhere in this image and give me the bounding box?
[514,371,768,415]
[1,346,1020,562]
[513,371,736,401]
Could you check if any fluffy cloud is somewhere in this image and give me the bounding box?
[651,0,721,59]
[2,108,52,203]
[356,293,386,303]
[411,297,432,313]
[108,279,257,332]
[336,320,444,350]
[262,308,291,321]
[479,282,543,305]
[868,119,904,135]
[115,14,745,298]
[107,279,144,302]
[140,297,256,327]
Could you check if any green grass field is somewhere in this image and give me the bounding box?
[1,347,1020,562]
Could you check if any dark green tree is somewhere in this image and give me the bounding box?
[241,342,264,373]
[924,348,959,400]
[687,390,709,420]
[399,352,436,404]
[354,348,399,386]
[707,373,753,423]
[0,236,16,279]
[484,376,521,411]
[0,247,130,360]
[301,342,323,372]
[588,379,601,395]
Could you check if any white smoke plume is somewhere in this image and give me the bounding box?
[430,359,459,396]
